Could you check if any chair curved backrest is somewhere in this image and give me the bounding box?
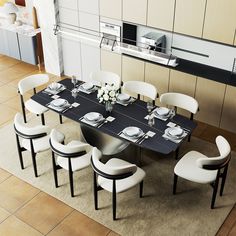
[197,136,231,168]
[160,92,199,115]
[18,74,49,95]
[91,147,137,176]
[50,129,90,155]
[14,113,50,136]
[90,71,121,89]
[123,81,158,101]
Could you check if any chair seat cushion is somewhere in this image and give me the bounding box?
[97,158,146,193]
[25,99,48,115]
[57,140,91,171]
[174,151,217,184]
[22,131,64,153]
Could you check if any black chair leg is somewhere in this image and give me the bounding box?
[31,152,38,177]
[41,113,45,125]
[15,134,24,169]
[175,148,179,160]
[211,172,220,209]
[59,114,63,124]
[51,152,58,188]
[220,165,228,196]
[173,174,178,194]
[188,134,191,142]
[112,180,116,220]
[93,171,98,210]
[20,95,27,123]
[139,181,144,198]
[69,169,74,197]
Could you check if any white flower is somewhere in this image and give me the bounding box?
[103,94,109,101]
[109,90,115,97]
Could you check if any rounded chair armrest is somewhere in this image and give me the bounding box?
[196,156,230,170]
[91,158,134,180]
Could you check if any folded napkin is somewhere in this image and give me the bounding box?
[44,84,66,95]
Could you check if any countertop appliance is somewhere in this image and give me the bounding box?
[140,32,166,53]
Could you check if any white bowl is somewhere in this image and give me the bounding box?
[168,127,183,136]
[84,112,102,122]
[82,82,94,90]
[123,126,142,137]
[50,98,67,107]
[155,107,170,116]
[117,93,130,102]
[48,82,61,91]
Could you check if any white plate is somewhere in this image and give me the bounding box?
[82,82,94,91]
[117,93,130,102]
[48,83,62,91]
[168,127,183,136]
[50,98,68,107]
[123,126,143,137]
[154,107,170,116]
[84,112,103,122]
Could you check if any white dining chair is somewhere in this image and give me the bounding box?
[18,74,49,125]
[14,113,64,177]
[90,71,121,89]
[160,92,199,120]
[123,80,158,103]
[50,129,93,197]
[91,147,146,220]
[173,135,231,209]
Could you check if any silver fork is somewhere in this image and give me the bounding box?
[62,105,73,113]
[97,119,108,128]
[138,135,149,144]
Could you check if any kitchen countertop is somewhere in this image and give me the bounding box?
[123,53,236,87]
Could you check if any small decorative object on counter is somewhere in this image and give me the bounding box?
[97,84,119,113]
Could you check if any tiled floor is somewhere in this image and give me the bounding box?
[0,55,236,235]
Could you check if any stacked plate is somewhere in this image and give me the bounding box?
[45,82,65,95]
[117,93,131,104]
[123,126,144,139]
[165,127,184,140]
[84,112,104,124]
[154,107,170,118]
[50,98,68,108]
[81,82,94,90]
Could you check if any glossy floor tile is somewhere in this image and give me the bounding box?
[47,211,111,236]
[0,176,40,213]
[0,216,42,236]
[16,192,73,235]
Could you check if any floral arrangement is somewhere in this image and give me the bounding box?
[97,84,119,104]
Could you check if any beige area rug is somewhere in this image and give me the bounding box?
[0,111,236,236]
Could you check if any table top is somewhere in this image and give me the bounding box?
[31,78,197,155]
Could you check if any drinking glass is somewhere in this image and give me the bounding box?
[71,75,77,89]
[148,113,155,127]
[147,100,154,113]
[71,88,78,100]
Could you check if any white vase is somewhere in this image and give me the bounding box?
[105,101,113,113]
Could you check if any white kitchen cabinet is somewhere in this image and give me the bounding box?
[0,28,9,56]
[59,7,79,27]
[80,43,100,82]
[145,62,170,105]
[78,0,99,15]
[61,37,82,79]
[147,0,175,31]
[58,0,78,10]
[195,77,226,127]
[101,50,122,77]
[174,0,206,38]
[123,0,147,25]
[220,85,236,133]
[6,30,21,60]
[100,0,122,20]
[79,11,99,33]
[203,0,236,45]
